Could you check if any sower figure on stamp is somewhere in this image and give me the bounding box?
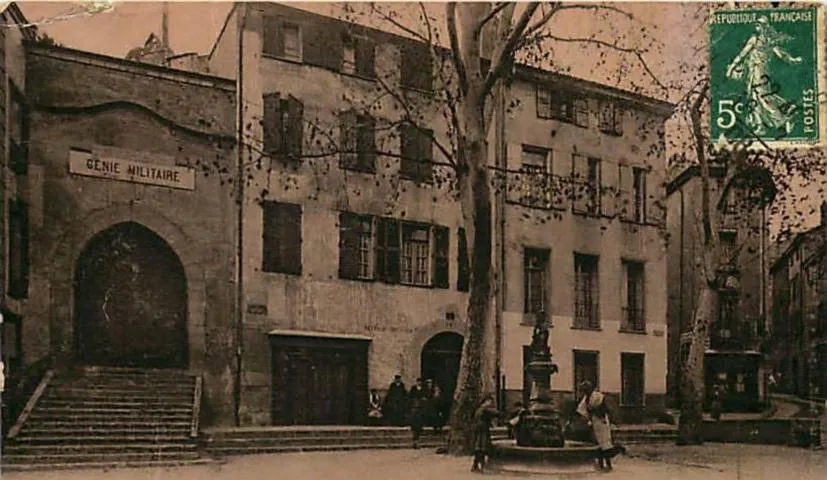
[726,16,802,136]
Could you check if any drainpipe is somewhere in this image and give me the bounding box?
[677,188,685,405]
[494,80,506,408]
[234,3,247,428]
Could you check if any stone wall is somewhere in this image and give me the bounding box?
[24,45,238,426]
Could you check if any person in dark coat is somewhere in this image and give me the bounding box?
[471,395,499,473]
[424,379,443,431]
[383,375,408,426]
[408,378,428,448]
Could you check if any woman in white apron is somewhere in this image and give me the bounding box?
[577,381,623,471]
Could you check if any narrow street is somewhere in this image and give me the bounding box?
[6,444,826,480]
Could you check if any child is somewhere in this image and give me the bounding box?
[471,395,499,473]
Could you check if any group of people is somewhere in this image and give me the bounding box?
[367,375,451,447]
[469,380,624,473]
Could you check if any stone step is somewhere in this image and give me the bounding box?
[38,399,194,409]
[28,409,192,422]
[50,383,195,394]
[3,450,202,465]
[46,388,193,399]
[203,434,423,448]
[1,457,214,472]
[19,426,192,437]
[12,434,193,444]
[34,406,193,416]
[206,441,445,457]
[23,420,192,430]
[4,442,198,455]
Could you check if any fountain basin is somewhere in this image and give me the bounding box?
[488,439,600,475]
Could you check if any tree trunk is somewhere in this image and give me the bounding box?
[448,119,493,454]
[677,284,714,445]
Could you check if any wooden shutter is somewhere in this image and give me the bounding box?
[401,42,432,91]
[303,21,344,70]
[356,37,376,78]
[433,225,449,289]
[601,159,618,218]
[400,124,417,179]
[339,110,357,169]
[263,93,282,155]
[457,227,469,292]
[357,115,376,172]
[618,165,635,222]
[571,154,589,214]
[645,171,664,226]
[419,129,434,182]
[376,218,400,284]
[286,95,304,160]
[263,16,285,57]
[338,212,361,279]
[548,150,568,211]
[262,202,302,275]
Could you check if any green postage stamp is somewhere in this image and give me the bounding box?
[709,6,826,149]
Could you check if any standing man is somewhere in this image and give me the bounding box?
[383,375,407,426]
[408,378,427,448]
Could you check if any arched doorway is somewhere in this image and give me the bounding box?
[421,332,464,407]
[74,222,188,368]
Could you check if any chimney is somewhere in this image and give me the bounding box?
[161,2,169,50]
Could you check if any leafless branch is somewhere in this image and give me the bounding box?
[367,2,431,44]
[472,2,512,39]
[446,3,468,95]
[482,2,540,100]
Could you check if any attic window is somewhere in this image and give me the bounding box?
[283,24,301,60]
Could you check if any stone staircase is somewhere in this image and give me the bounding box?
[201,426,454,457]
[2,366,210,471]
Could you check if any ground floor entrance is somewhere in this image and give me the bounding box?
[270,333,370,425]
[420,332,463,410]
[73,222,189,368]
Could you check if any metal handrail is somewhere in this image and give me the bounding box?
[190,375,203,438]
[7,369,54,439]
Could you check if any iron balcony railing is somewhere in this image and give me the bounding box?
[621,307,646,333]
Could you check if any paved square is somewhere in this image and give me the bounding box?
[5,444,826,480]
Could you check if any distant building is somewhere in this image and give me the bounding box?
[769,202,827,399]
[665,162,771,412]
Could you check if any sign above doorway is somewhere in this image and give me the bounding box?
[68,148,196,191]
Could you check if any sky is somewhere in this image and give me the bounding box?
[14,1,706,102]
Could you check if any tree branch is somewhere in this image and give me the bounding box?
[481,2,540,100]
[472,2,512,39]
[446,3,468,95]
[367,2,431,44]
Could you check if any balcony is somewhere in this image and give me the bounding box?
[620,307,646,334]
[505,170,568,211]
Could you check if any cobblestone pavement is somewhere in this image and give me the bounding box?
[6,444,826,480]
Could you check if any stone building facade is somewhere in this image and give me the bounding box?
[208,3,671,426]
[1,3,35,393]
[770,203,827,399]
[665,164,770,412]
[21,44,238,425]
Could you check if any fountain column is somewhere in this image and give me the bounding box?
[515,314,565,447]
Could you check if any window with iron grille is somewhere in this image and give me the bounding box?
[574,253,600,329]
[342,34,376,78]
[622,261,645,333]
[524,248,549,316]
[621,353,645,406]
[573,350,599,397]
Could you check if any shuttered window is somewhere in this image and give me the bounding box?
[400,124,433,183]
[339,110,376,173]
[263,93,303,162]
[262,202,302,275]
[433,226,449,289]
[400,42,432,91]
[574,253,600,329]
[263,16,302,62]
[343,34,375,78]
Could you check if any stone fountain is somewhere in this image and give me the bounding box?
[488,315,600,475]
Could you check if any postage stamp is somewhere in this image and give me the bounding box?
[709,6,826,149]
